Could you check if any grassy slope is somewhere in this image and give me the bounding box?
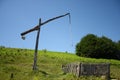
[0,47,120,80]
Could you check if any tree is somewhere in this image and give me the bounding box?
[116,40,120,50]
[115,40,120,59]
[76,34,119,59]
[99,36,118,59]
[76,34,98,58]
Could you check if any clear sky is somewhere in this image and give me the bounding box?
[0,0,120,53]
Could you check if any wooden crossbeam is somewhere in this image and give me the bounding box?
[21,13,70,37]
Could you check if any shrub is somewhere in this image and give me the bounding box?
[76,34,119,59]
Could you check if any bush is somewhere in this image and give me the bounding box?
[76,34,119,59]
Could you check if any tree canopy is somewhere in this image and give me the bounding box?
[76,34,120,60]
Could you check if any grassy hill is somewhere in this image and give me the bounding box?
[0,47,120,80]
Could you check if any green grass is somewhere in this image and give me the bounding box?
[0,47,120,80]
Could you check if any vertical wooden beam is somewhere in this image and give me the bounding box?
[33,18,41,70]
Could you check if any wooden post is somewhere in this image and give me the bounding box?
[10,73,13,79]
[33,19,41,70]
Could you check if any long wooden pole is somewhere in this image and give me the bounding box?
[21,13,70,36]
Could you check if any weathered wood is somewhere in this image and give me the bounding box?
[20,13,70,36]
[62,62,80,77]
[33,19,41,70]
[62,63,110,80]
[21,13,70,70]
[80,63,110,80]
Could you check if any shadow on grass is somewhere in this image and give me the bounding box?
[39,70,49,75]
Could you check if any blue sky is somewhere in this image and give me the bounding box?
[0,0,120,53]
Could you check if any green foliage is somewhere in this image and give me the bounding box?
[76,34,120,59]
[76,34,98,57]
[0,47,120,79]
[116,40,120,58]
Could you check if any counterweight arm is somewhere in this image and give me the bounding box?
[41,13,70,26]
[21,13,70,37]
[21,25,39,36]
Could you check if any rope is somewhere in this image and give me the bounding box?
[68,13,73,47]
